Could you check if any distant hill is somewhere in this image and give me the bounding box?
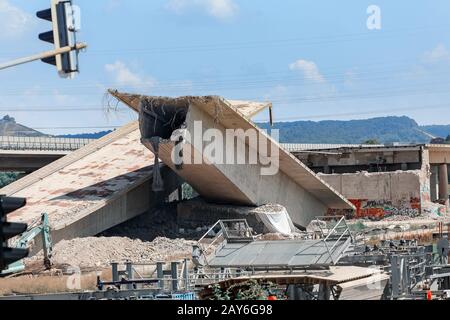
[2,113,449,145]
[51,117,450,144]
[0,115,46,137]
[258,116,449,144]
[58,130,113,139]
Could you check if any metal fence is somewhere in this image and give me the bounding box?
[281,143,385,152]
[0,136,95,152]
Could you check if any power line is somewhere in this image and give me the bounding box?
[57,24,450,56]
[7,103,448,132]
[1,24,447,58]
[1,62,449,98]
[1,81,450,112]
[1,59,444,94]
[2,76,450,99]
[257,103,450,122]
[0,55,426,90]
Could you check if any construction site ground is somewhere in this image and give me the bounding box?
[1,197,447,297]
[0,203,196,296]
[347,215,450,244]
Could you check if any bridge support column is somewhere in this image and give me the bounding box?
[439,163,449,207]
[430,165,439,202]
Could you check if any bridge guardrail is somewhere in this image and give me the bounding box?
[0,136,95,152]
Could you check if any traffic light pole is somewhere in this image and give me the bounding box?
[0,42,87,71]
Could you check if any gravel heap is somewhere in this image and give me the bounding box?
[252,204,286,214]
[28,236,195,269]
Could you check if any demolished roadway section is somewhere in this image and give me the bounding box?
[110,90,355,228]
[1,121,182,246]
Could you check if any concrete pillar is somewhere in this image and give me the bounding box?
[439,164,449,207]
[156,262,164,289]
[430,165,439,202]
[318,284,331,300]
[183,259,189,290]
[125,261,133,290]
[111,262,119,282]
[171,262,179,292]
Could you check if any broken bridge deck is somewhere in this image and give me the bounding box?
[109,90,354,228]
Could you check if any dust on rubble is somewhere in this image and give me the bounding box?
[27,236,196,269]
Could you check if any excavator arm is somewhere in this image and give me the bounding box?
[1,213,52,275]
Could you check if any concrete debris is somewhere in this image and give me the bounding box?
[28,237,195,269]
[256,232,310,241]
[101,203,206,241]
[176,198,265,233]
[252,204,286,214]
[422,202,448,219]
[307,219,327,233]
[177,199,298,235]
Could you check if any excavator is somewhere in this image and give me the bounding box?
[1,213,52,276]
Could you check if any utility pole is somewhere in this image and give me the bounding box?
[0,43,87,72]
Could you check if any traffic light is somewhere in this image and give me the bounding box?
[0,196,28,272]
[37,0,81,78]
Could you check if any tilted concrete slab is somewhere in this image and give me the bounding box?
[1,122,182,244]
[110,91,354,228]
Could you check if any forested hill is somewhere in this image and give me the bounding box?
[2,114,449,144]
[257,116,449,144]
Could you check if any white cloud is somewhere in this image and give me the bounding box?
[166,0,238,20]
[424,44,450,63]
[0,0,32,39]
[105,61,157,89]
[105,0,121,12]
[289,59,325,83]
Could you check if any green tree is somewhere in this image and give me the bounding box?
[210,280,281,300]
[363,139,380,145]
[181,183,198,200]
[0,172,19,188]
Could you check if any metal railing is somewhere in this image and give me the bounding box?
[0,136,94,152]
[196,219,254,267]
[313,216,354,265]
[197,218,353,269]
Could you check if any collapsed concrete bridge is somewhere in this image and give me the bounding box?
[1,122,182,245]
[110,90,355,228]
[0,90,355,250]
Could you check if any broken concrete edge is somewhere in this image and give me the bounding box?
[176,198,295,234]
[106,89,272,122]
[0,121,140,196]
[226,99,273,120]
[51,164,183,232]
[107,89,356,212]
[1,120,184,246]
[51,171,153,231]
[28,166,184,255]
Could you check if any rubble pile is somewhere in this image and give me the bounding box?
[28,236,195,269]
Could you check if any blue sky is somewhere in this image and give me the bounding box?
[0,0,450,135]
